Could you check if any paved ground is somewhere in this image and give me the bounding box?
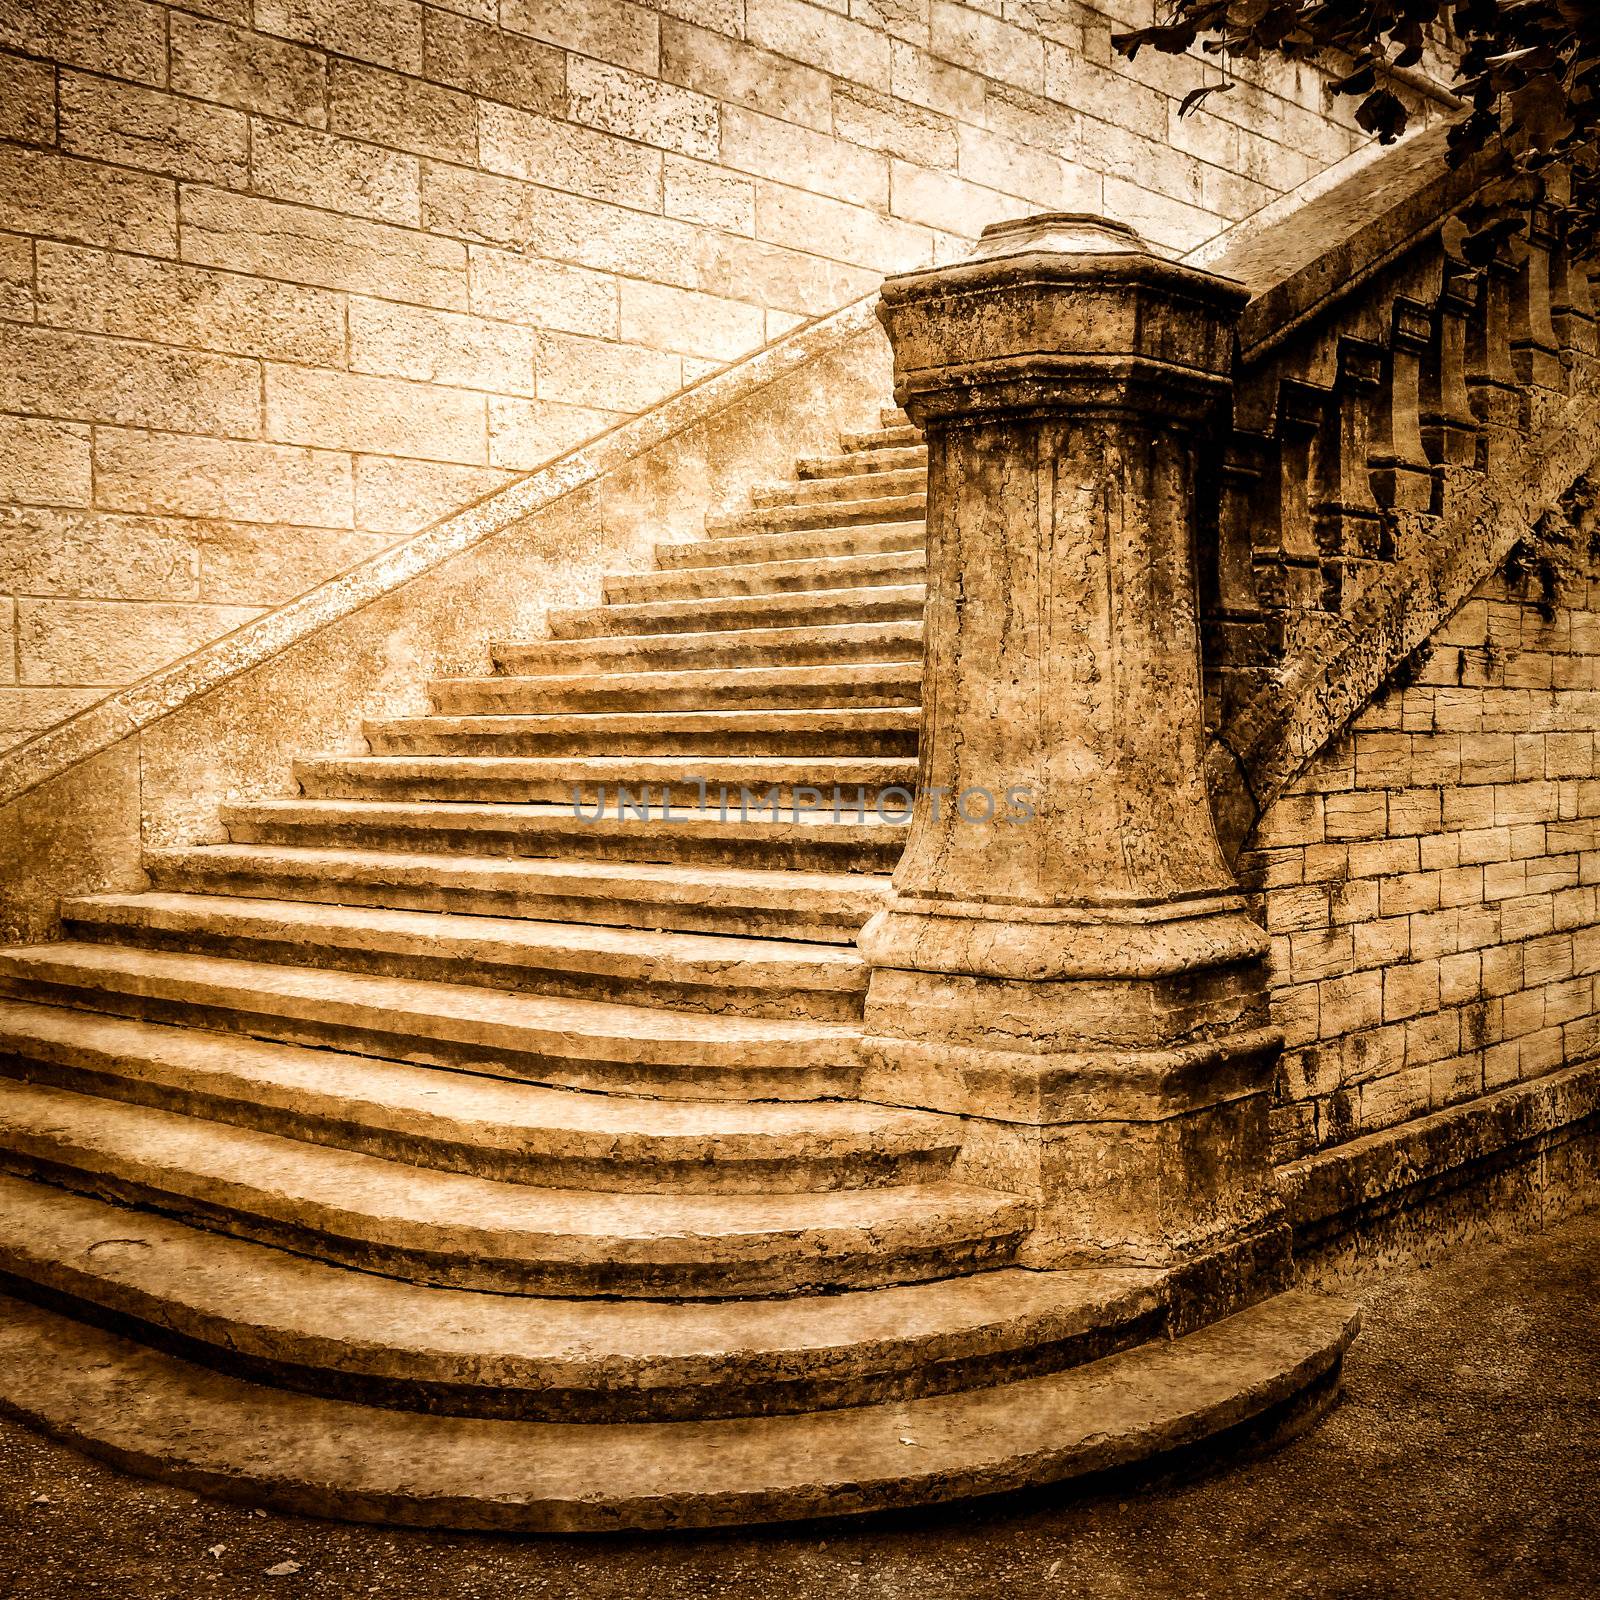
[1,1211,1596,1600]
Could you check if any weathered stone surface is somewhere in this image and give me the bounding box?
[499,0,659,75]
[0,325,262,437]
[249,119,421,227]
[16,599,264,686]
[169,13,326,125]
[478,101,662,212]
[466,247,618,338]
[59,73,249,188]
[0,0,166,86]
[353,457,519,536]
[92,429,354,526]
[0,145,176,256]
[0,233,32,321]
[348,297,538,397]
[35,242,346,366]
[566,56,719,162]
[421,8,564,117]
[0,508,200,601]
[327,60,475,164]
[253,0,423,75]
[0,416,92,508]
[180,186,466,308]
[0,49,55,143]
[264,366,486,464]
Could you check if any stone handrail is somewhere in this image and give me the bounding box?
[1196,125,1600,852]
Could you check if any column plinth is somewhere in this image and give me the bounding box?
[862,214,1283,1273]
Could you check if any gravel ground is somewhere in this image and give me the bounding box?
[1,1210,1596,1600]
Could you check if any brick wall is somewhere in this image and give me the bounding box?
[1248,564,1600,1163]
[0,0,1380,749]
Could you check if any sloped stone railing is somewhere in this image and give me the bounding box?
[1198,123,1600,852]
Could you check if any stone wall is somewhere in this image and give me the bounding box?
[1250,561,1600,1167]
[0,0,1384,750]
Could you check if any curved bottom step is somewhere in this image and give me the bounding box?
[0,1288,1358,1532]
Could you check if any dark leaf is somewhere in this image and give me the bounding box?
[1178,80,1235,117]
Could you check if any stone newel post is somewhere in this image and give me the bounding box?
[861,215,1286,1276]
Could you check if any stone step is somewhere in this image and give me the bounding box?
[548,582,924,639]
[0,1080,1025,1298]
[488,619,924,676]
[146,844,891,942]
[0,943,870,1097]
[705,491,925,539]
[363,707,920,760]
[292,753,918,807]
[603,546,925,604]
[220,799,908,873]
[795,443,926,480]
[654,518,923,571]
[0,1002,940,1190]
[60,893,871,1021]
[432,660,922,716]
[0,1176,1160,1421]
[843,422,921,452]
[751,467,925,509]
[880,405,912,428]
[0,1286,1359,1529]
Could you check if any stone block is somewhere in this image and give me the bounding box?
[348,297,537,397]
[198,522,396,604]
[421,164,698,288]
[0,0,165,86]
[352,455,519,534]
[170,14,327,127]
[1378,870,1439,918]
[567,56,719,161]
[0,234,33,321]
[0,507,200,600]
[1082,119,1205,210]
[534,331,682,410]
[328,60,474,163]
[15,598,264,686]
[478,102,662,212]
[0,326,262,437]
[265,365,487,463]
[181,186,466,310]
[0,146,176,256]
[1358,1064,1432,1131]
[618,280,764,361]
[250,120,420,226]
[466,247,618,338]
[1101,175,1218,253]
[661,19,832,131]
[721,106,888,209]
[422,9,563,118]
[0,50,54,143]
[746,0,892,92]
[889,160,1029,237]
[930,1,1043,93]
[834,85,957,166]
[1319,969,1383,1038]
[0,416,92,507]
[958,121,1096,211]
[694,231,879,316]
[58,73,247,188]
[1407,908,1460,961]
[663,156,755,233]
[0,686,102,743]
[890,37,986,122]
[758,178,930,273]
[93,429,353,526]
[1045,49,1167,133]
[484,397,624,472]
[854,0,929,46]
[254,0,423,75]
[35,242,346,366]
[1501,893,1554,944]
[500,0,659,74]
[1352,916,1410,971]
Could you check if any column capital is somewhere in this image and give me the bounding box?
[877,212,1250,427]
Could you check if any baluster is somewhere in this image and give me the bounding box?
[1466,245,1519,469]
[1370,297,1434,514]
[1511,202,1563,397]
[1421,230,1480,470]
[1551,227,1597,379]
[1205,427,1276,728]
[1270,379,1330,614]
[1314,337,1383,608]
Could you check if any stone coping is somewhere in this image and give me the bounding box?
[0,296,882,810]
[1277,1055,1600,1235]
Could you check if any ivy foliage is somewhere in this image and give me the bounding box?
[1114,3,1600,250]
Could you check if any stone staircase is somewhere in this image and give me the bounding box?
[0,405,1356,1530]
